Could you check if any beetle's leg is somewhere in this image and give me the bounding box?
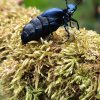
[69,21,74,28]
[71,18,79,29]
[63,17,70,39]
[69,21,72,27]
[64,25,70,39]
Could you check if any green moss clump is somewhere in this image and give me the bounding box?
[0,1,100,100]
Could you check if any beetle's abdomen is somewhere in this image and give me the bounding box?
[21,16,62,44]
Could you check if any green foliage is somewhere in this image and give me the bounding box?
[24,0,65,10]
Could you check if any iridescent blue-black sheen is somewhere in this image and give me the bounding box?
[21,3,79,44]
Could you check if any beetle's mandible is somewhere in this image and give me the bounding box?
[21,0,79,44]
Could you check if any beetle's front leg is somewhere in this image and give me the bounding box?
[63,17,70,39]
[64,24,70,39]
[71,18,79,29]
[69,21,74,28]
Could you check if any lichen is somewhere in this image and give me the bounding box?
[0,1,100,100]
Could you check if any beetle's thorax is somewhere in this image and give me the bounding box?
[63,9,72,22]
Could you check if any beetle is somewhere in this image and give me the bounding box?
[21,0,79,44]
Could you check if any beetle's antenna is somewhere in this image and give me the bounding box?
[65,0,68,5]
[75,0,82,5]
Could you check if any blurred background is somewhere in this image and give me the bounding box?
[17,0,100,33]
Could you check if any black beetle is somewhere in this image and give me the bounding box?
[21,0,79,44]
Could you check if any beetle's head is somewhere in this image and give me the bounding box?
[67,4,77,15]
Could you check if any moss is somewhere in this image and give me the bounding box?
[0,1,100,100]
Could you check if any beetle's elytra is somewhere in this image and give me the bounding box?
[21,0,79,44]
